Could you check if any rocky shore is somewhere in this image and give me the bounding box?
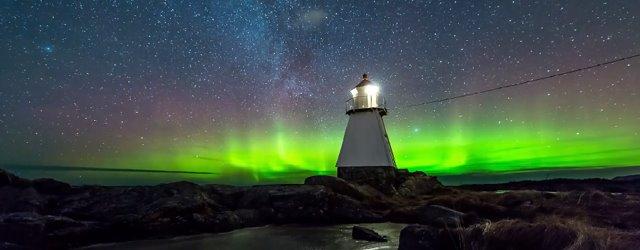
[1,168,640,249]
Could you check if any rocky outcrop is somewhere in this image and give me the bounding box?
[304,175,367,200]
[417,205,466,228]
[613,174,640,182]
[337,166,398,193]
[331,167,444,197]
[459,177,640,193]
[0,212,103,249]
[389,204,468,228]
[3,168,640,249]
[395,171,442,197]
[352,225,387,242]
[0,170,401,248]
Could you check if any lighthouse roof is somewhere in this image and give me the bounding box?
[354,74,372,88]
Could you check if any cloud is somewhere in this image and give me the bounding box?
[299,9,328,28]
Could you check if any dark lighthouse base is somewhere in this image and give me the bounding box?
[337,166,399,192]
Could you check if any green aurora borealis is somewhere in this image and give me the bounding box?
[60,68,640,183]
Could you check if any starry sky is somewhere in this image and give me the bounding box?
[1,1,639,185]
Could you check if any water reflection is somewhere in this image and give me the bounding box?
[83,223,407,250]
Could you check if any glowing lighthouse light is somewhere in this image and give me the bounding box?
[337,74,397,181]
[349,74,382,109]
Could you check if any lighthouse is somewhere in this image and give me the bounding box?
[336,74,397,183]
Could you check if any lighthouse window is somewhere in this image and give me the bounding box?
[350,88,358,98]
[364,85,379,96]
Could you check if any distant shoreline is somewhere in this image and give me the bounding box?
[2,164,640,186]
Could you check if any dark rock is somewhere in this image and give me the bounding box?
[613,174,640,182]
[417,205,466,228]
[0,169,13,186]
[4,167,639,249]
[32,178,72,195]
[0,169,31,187]
[330,194,385,223]
[205,185,247,208]
[389,205,466,228]
[0,186,47,213]
[0,212,47,247]
[238,185,331,223]
[209,211,243,232]
[396,171,442,196]
[337,166,398,194]
[0,212,102,249]
[352,225,387,242]
[0,242,29,250]
[458,177,640,193]
[304,175,367,200]
[58,181,222,222]
[398,224,441,250]
[269,185,331,223]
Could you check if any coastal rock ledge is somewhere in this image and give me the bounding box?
[0,168,439,249]
[2,168,640,249]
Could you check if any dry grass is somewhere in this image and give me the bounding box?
[440,216,640,250]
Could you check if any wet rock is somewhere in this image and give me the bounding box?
[330,194,385,223]
[237,185,332,223]
[398,224,441,250]
[352,225,387,242]
[269,185,331,223]
[0,212,101,249]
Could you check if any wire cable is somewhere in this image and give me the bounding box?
[405,53,640,108]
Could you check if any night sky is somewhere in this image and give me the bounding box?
[1,1,639,184]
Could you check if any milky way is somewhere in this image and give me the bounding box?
[1,1,639,184]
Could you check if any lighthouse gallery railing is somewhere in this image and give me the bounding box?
[345,96,387,113]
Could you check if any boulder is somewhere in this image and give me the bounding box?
[417,205,466,228]
[395,171,442,196]
[337,166,398,194]
[389,205,466,228]
[352,225,387,242]
[304,175,367,200]
[398,224,441,250]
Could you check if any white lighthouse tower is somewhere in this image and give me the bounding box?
[336,74,397,182]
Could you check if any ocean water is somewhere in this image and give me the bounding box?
[83,223,407,250]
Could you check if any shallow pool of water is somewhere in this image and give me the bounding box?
[83,223,407,250]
